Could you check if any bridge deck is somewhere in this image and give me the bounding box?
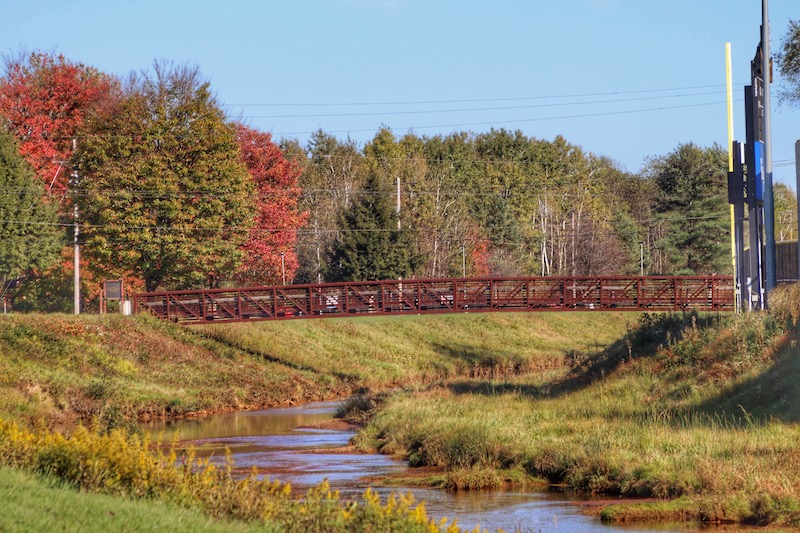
[132,276,735,325]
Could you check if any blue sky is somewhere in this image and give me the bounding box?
[3,1,800,188]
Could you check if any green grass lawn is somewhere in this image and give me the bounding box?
[0,466,265,533]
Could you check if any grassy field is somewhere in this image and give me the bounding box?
[0,466,264,533]
[345,298,800,526]
[0,311,632,430]
[1,290,799,529]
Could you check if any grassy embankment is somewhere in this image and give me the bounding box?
[0,311,630,430]
[4,293,799,529]
[0,310,631,532]
[342,285,800,527]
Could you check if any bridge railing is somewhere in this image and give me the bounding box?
[132,276,735,325]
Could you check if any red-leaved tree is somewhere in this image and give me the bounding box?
[0,52,117,194]
[234,124,307,286]
[470,236,492,277]
[0,52,119,311]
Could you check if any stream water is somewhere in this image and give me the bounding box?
[144,401,747,533]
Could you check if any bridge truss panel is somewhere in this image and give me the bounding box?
[132,276,735,325]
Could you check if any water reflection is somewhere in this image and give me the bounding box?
[144,402,750,533]
[145,402,405,491]
[147,402,337,442]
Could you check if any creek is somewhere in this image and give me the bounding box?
[144,401,746,533]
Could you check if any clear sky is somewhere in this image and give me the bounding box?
[3,1,799,188]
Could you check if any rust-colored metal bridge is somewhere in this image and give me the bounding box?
[132,276,734,325]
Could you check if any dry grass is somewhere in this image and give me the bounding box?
[355,306,800,526]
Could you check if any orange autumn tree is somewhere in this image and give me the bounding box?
[234,124,306,286]
[470,235,492,277]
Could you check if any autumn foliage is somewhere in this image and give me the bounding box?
[0,49,776,310]
[0,52,116,193]
[234,124,306,286]
[469,236,492,277]
[77,64,255,292]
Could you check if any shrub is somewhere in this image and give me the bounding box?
[0,418,463,532]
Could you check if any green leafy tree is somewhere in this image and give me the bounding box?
[76,64,254,291]
[774,183,798,242]
[295,130,366,283]
[645,143,729,275]
[413,133,477,278]
[290,128,695,279]
[574,156,643,276]
[777,19,800,105]
[327,173,421,281]
[598,163,658,275]
[471,129,530,275]
[0,127,61,304]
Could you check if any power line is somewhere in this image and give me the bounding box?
[225,83,743,108]
[273,99,742,137]
[0,212,731,234]
[35,224,738,252]
[244,91,728,119]
[29,96,744,144]
[0,184,742,202]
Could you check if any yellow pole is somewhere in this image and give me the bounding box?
[726,42,738,312]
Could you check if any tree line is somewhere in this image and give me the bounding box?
[0,49,797,312]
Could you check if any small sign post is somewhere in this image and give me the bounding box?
[101,280,124,314]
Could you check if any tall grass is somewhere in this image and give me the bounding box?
[355,304,800,526]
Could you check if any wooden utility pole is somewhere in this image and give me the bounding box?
[73,138,80,315]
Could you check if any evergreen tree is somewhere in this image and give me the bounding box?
[646,143,729,275]
[0,127,61,300]
[327,173,420,281]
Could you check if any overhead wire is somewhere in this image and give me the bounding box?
[0,212,731,234]
[273,100,742,137]
[0,183,748,202]
[243,91,729,119]
[31,82,747,143]
[40,94,738,144]
[225,83,742,107]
